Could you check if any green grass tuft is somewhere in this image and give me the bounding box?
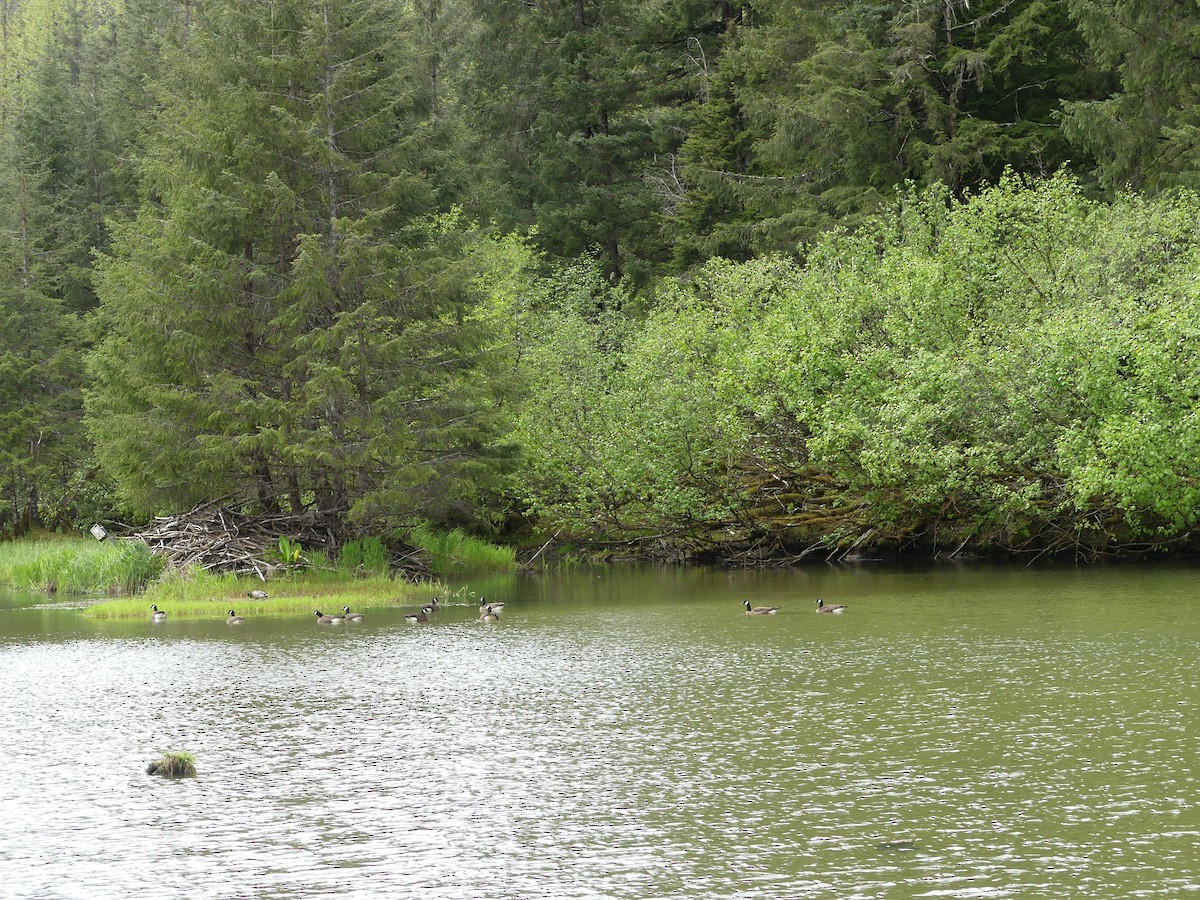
[409,526,517,574]
[337,537,391,576]
[0,536,162,594]
[147,750,197,778]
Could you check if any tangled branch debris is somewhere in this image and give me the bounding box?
[123,502,337,579]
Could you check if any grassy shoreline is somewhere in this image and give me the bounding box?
[0,534,161,595]
[85,570,448,619]
[1,534,458,619]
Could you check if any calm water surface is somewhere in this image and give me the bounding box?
[1,563,1198,899]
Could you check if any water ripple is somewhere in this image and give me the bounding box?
[2,572,1199,898]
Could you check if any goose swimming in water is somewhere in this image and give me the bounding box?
[815,598,847,614]
[742,600,780,616]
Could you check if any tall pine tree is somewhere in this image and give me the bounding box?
[0,0,121,533]
[0,95,85,534]
[685,0,1107,253]
[462,0,736,280]
[88,0,504,530]
[463,0,642,278]
[1062,0,1200,191]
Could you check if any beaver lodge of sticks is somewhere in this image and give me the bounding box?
[122,502,340,579]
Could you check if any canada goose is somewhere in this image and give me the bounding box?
[247,589,268,600]
[314,609,343,624]
[404,610,428,623]
[150,604,167,621]
[815,598,847,614]
[479,610,500,623]
[742,600,780,616]
[226,609,245,625]
[340,606,365,622]
[479,598,505,616]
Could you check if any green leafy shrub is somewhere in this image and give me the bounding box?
[505,175,1200,557]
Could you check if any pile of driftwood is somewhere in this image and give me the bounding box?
[124,503,337,580]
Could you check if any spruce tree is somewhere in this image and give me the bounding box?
[1062,0,1200,192]
[462,0,709,280]
[0,0,124,533]
[88,0,503,529]
[482,0,637,276]
[0,107,85,534]
[700,0,1106,253]
[96,0,197,206]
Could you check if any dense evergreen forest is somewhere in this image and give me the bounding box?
[1,0,1198,560]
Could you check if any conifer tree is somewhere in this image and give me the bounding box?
[462,0,720,280]
[1062,0,1200,191]
[18,1,121,314]
[89,0,503,529]
[0,103,84,534]
[0,0,126,533]
[468,0,641,277]
[96,0,197,205]
[667,83,758,268]
[696,0,1105,252]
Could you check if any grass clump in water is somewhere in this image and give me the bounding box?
[409,526,516,574]
[0,535,161,594]
[85,565,446,619]
[147,750,197,778]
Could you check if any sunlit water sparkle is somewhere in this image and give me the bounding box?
[1,563,1198,898]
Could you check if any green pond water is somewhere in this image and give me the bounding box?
[0,562,1197,898]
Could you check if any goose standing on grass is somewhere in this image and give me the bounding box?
[815,598,847,614]
[247,589,268,600]
[314,609,344,624]
[226,610,245,625]
[150,604,167,622]
[340,606,365,622]
[742,600,780,616]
